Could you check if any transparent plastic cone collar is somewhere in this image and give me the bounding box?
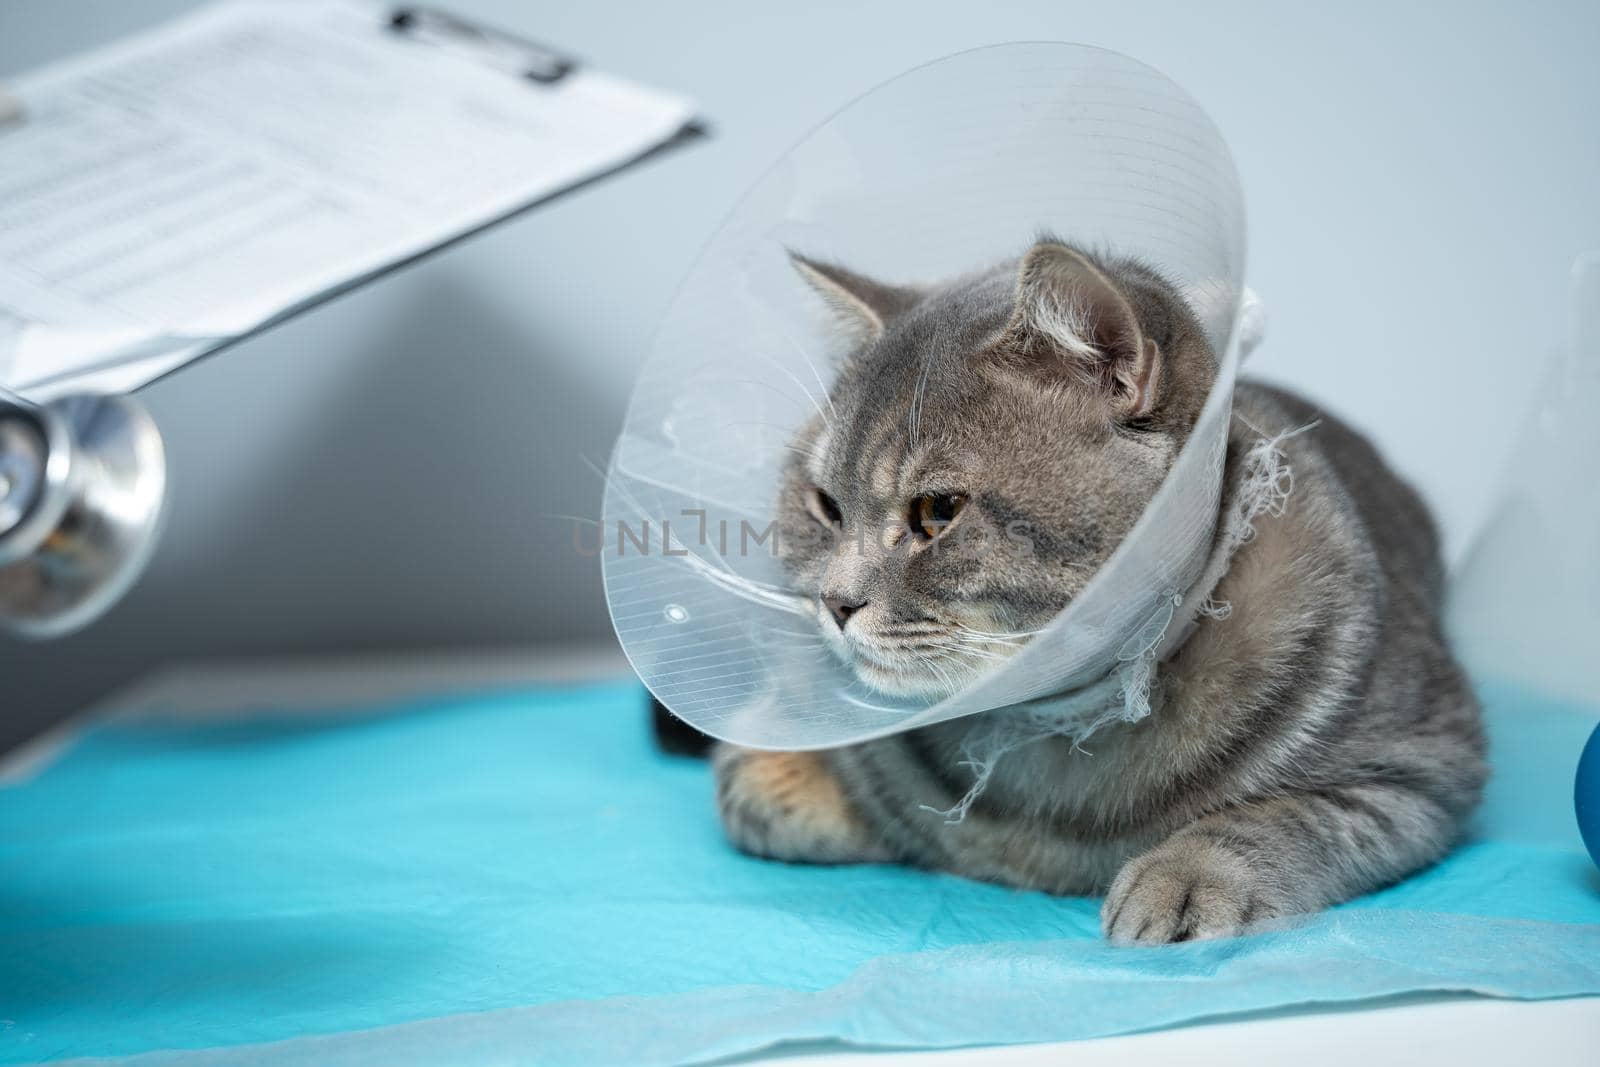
[604,44,1252,750]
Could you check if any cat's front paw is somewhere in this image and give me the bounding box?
[1102,835,1284,945]
[713,745,888,865]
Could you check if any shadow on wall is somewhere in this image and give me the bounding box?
[0,277,625,753]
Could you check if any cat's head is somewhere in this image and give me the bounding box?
[774,237,1217,698]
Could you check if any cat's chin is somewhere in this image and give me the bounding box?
[818,625,981,699]
[846,655,962,700]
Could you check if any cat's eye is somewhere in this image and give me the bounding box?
[806,487,843,527]
[909,494,967,540]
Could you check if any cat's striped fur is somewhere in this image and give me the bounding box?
[706,239,1486,944]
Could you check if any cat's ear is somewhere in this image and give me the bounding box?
[1001,241,1162,419]
[790,252,919,345]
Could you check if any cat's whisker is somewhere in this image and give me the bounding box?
[672,550,810,617]
[942,631,1019,648]
[907,354,936,452]
[928,649,988,688]
[933,644,1007,663]
[723,376,832,431]
[720,418,834,465]
[955,622,1045,637]
[782,442,828,465]
[941,634,1023,655]
[921,653,960,695]
[767,331,839,429]
[544,512,602,528]
[575,451,612,485]
[755,625,829,642]
[953,625,1042,642]
[722,418,809,438]
[599,464,811,618]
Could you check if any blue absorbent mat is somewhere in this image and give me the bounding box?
[1,679,1597,1065]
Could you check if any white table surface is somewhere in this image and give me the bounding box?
[6,648,1597,1066]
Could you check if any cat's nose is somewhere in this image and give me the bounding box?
[822,594,867,630]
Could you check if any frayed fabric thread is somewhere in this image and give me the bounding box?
[921,419,1317,824]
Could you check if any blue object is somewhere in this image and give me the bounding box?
[1,680,1597,1066]
[1579,721,1600,869]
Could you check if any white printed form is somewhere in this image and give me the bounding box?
[0,0,696,399]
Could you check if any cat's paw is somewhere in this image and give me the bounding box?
[1101,835,1284,945]
[713,745,888,864]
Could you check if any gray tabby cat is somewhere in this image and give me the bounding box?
[709,237,1486,944]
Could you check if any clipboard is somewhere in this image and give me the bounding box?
[0,0,706,402]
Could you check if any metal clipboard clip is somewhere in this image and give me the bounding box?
[388,7,578,84]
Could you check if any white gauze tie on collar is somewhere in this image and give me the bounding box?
[603,43,1258,754]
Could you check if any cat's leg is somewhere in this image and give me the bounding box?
[713,744,891,864]
[1101,783,1464,945]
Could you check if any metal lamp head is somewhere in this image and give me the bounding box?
[0,394,167,639]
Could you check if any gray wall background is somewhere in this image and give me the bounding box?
[2,0,1597,752]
